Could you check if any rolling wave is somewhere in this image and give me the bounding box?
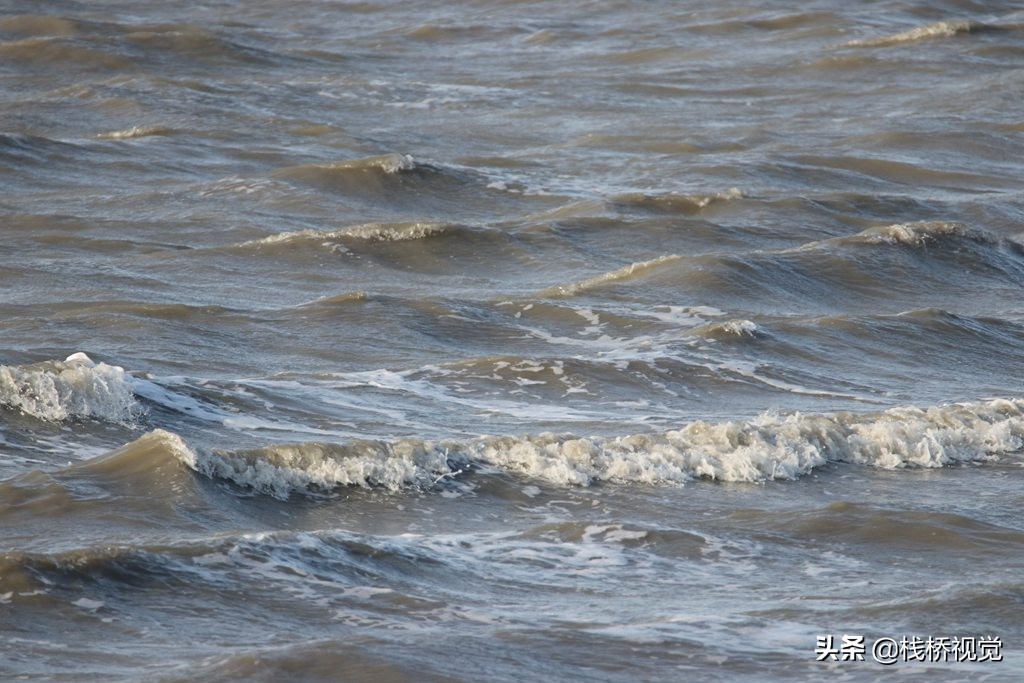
[128,398,1024,498]
[539,221,1024,302]
[826,220,1009,248]
[273,153,429,189]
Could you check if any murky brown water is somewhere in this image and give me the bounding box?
[3,1,1024,680]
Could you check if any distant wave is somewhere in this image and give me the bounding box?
[805,221,1023,258]
[267,153,491,206]
[690,320,762,340]
[536,221,1024,303]
[611,188,743,215]
[0,353,139,423]
[540,254,683,297]
[844,20,980,48]
[0,35,132,69]
[834,221,1003,248]
[145,398,1024,498]
[273,153,427,186]
[246,221,467,247]
[96,125,174,140]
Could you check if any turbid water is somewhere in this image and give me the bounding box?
[3,1,1024,680]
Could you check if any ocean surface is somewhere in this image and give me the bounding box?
[2,0,1024,680]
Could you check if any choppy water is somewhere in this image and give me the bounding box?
[3,1,1024,680]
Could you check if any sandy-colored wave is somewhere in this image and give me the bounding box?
[844,20,980,48]
[140,398,1024,498]
[246,221,467,248]
[540,254,683,298]
[96,125,174,140]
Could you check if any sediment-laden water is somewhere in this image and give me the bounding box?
[3,1,1024,680]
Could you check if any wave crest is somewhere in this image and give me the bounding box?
[96,125,173,140]
[167,398,1024,498]
[845,20,979,48]
[611,188,743,214]
[540,254,683,297]
[178,439,456,499]
[847,221,996,247]
[246,221,464,248]
[273,153,426,185]
[0,353,139,423]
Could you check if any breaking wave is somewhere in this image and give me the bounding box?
[96,125,174,140]
[245,221,470,248]
[540,254,683,297]
[829,221,1009,249]
[844,20,980,48]
[0,353,139,423]
[153,398,1024,499]
[691,320,762,340]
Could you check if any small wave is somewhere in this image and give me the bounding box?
[691,320,762,340]
[293,291,370,309]
[540,254,683,298]
[274,153,423,183]
[269,153,467,203]
[0,132,78,162]
[788,222,1019,258]
[844,20,979,48]
[0,15,79,37]
[122,24,278,66]
[611,188,743,215]
[0,36,130,69]
[95,125,173,140]
[247,221,464,248]
[0,353,140,423]
[840,221,999,247]
[168,398,1024,498]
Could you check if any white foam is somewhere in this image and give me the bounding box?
[324,152,417,174]
[704,320,759,337]
[246,221,455,247]
[854,221,990,247]
[845,20,976,48]
[95,125,171,140]
[177,439,454,500]
[0,353,139,423]
[170,398,1024,497]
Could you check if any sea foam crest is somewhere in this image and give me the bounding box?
[176,439,455,500]
[169,398,1024,498]
[853,221,992,247]
[304,152,418,175]
[95,125,173,140]
[799,221,1012,254]
[475,399,1024,486]
[845,20,977,48]
[0,353,139,423]
[248,221,456,247]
